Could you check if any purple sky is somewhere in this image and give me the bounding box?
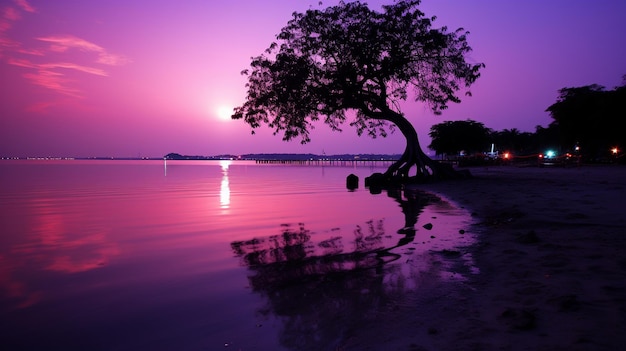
[1,0,625,158]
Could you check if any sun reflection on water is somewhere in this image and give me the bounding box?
[219,160,231,209]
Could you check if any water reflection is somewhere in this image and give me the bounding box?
[231,187,468,350]
[2,195,121,310]
[1,161,476,350]
[219,160,231,209]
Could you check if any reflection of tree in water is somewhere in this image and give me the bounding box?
[230,188,444,351]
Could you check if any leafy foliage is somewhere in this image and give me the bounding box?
[546,81,626,158]
[428,119,491,155]
[233,0,484,145]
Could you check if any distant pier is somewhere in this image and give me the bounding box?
[254,159,396,166]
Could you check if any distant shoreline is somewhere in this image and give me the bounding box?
[1,153,403,162]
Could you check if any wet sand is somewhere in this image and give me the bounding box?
[347,165,626,350]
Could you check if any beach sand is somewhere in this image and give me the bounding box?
[345,165,626,350]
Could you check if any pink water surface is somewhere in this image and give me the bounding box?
[0,159,476,350]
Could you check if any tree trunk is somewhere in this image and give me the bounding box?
[366,109,468,186]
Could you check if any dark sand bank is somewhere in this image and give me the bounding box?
[346,165,626,350]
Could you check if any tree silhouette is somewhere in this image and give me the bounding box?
[233,0,484,182]
[531,124,560,154]
[428,119,491,157]
[546,85,606,155]
[546,81,626,160]
[489,128,526,153]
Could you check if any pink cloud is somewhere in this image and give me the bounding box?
[9,58,106,75]
[42,62,107,76]
[0,36,18,53]
[8,59,104,97]
[13,0,35,13]
[39,35,103,52]
[24,69,82,98]
[2,3,130,101]
[6,36,128,98]
[0,7,20,54]
[3,6,20,21]
[0,1,34,51]
[17,47,44,56]
[0,3,35,56]
[9,57,108,97]
[7,57,35,68]
[37,35,130,66]
[97,52,130,66]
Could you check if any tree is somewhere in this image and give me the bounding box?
[428,119,491,157]
[531,124,560,154]
[490,128,534,155]
[546,81,626,160]
[232,0,484,182]
[546,85,605,154]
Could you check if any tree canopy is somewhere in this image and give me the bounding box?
[428,119,491,156]
[233,0,483,181]
[546,80,626,160]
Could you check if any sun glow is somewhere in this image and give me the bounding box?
[216,105,233,121]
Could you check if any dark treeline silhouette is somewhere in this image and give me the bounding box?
[428,78,625,164]
[427,120,559,160]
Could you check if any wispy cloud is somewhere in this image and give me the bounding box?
[13,0,35,13]
[1,1,130,102]
[9,58,108,98]
[0,6,21,55]
[24,69,82,98]
[3,6,20,21]
[0,1,33,53]
[6,57,35,68]
[43,62,108,76]
[37,35,131,66]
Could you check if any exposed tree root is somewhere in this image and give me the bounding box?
[365,111,472,188]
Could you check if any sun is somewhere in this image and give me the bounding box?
[216,105,233,121]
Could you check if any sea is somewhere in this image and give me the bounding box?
[0,159,477,351]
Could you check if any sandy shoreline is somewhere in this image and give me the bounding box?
[413,164,626,350]
[344,165,626,350]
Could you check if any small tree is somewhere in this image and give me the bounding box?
[233,0,483,182]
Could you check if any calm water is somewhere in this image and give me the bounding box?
[0,160,476,350]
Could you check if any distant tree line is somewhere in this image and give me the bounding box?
[428,78,626,163]
[428,121,559,158]
[164,152,401,161]
[164,153,216,160]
